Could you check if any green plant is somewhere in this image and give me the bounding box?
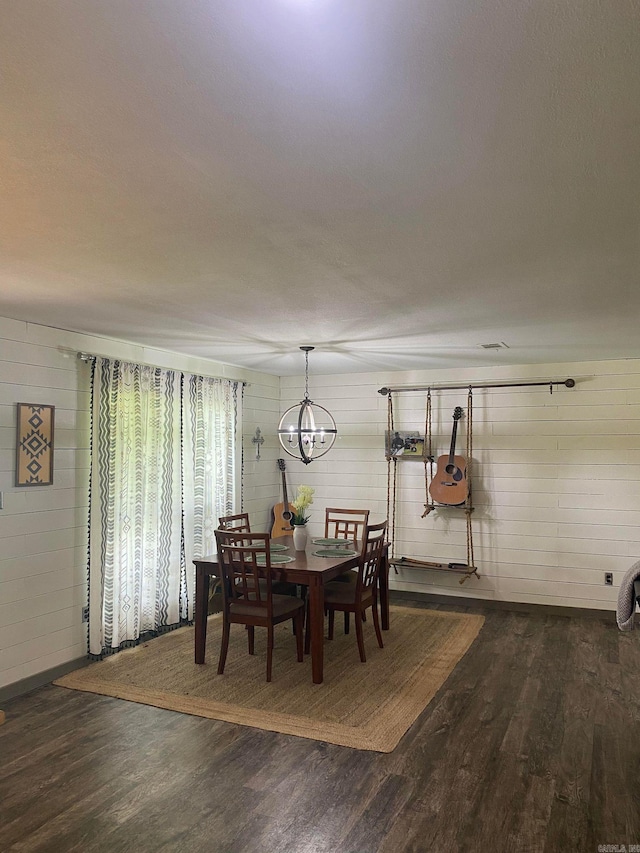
[291,510,311,526]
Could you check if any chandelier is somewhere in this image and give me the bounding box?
[277,346,338,465]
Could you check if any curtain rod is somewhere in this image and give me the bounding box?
[77,352,249,386]
[378,378,575,394]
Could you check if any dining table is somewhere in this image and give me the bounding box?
[193,534,390,684]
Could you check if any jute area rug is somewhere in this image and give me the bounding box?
[55,605,484,753]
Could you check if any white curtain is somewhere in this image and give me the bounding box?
[182,373,239,618]
[88,358,239,657]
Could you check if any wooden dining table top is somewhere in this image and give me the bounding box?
[193,536,361,586]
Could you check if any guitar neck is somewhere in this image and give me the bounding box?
[272,461,294,535]
[448,421,459,465]
[281,472,290,514]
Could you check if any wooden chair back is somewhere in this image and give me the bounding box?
[356,520,388,596]
[215,530,273,617]
[218,512,251,533]
[325,507,370,544]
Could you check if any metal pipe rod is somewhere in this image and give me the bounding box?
[378,378,575,395]
[76,351,250,385]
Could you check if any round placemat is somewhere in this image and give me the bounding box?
[257,554,295,564]
[313,548,358,558]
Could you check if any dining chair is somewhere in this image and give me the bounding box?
[209,515,253,609]
[323,507,371,631]
[218,512,251,532]
[215,530,305,682]
[324,507,370,545]
[218,511,299,599]
[305,520,387,662]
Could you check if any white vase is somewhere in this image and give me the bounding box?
[292,525,308,551]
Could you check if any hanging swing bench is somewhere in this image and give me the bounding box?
[385,385,478,584]
[382,377,575,585]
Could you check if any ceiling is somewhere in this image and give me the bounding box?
[1,1,639,376]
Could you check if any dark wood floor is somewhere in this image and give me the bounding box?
[2,596,640,853]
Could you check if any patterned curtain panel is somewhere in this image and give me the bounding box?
[88,358,238,657]
[182,374,240,621]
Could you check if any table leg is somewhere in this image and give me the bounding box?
[309,577,325,684]
[195,569,209,664]
[379,551,390,631]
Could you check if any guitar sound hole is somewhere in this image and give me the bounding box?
[283,511,292,520]
[445,464,463,482]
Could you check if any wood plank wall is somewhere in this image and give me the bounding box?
[0,316,278,691]
[2,310,638,693]
[280,360,640,612]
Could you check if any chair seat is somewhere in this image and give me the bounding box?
[324,583,373,606]
[329,570,358,584]
[230,593,305,619]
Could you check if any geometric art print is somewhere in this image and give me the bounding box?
[16,403,55,486]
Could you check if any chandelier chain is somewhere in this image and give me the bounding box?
[304,348,310,400]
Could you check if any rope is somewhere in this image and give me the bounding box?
[422,389,434,517]
[386,390,394,461]
[466,386,473,504]
[391,459,397,562]
[385,392,398,561]
[464,387,475,576]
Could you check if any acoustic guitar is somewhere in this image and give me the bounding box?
[428,406,469,506]
[271,458,294,536]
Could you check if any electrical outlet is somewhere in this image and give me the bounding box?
[82,606,89,623]
[605,573,613,586]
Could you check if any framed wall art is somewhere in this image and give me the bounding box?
[16,403,55,486]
